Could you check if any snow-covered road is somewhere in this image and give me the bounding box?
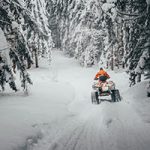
[0,50,150,150]
[30,51,150,150]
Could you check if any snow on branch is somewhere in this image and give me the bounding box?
[123,14,146,21]
[97,1,115,18]
[0,47,9,51]
[8,0,48,38]
[116,9,143,17]
[135,50,149,74]
[0,20,10,25]
[146,0,150,5]
[104,39,117,52]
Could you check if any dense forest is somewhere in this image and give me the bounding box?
[0,0,150,91]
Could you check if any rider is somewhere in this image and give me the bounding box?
[94,67,110,82]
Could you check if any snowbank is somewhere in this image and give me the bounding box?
[125,80,150,123]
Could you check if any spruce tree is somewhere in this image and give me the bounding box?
[0,0,53,92]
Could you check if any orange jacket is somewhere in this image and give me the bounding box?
[94,70,110,79]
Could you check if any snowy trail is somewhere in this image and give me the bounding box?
[30,51,150,150]
[31,103,150,150]
[0,50,150,150]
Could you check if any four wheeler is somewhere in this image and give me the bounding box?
[91,79,121,104]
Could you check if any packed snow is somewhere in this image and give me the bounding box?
[0,50,150,150]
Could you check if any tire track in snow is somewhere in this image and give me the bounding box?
[48,119,100,150]
[47,105,107,150]
[58,124,86,150]
[29,105,105,150]
[33,121,79,150]
[30,94,150,150]
[28,51,150,150]
[97,101,150,150]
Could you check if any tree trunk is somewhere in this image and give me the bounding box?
[137,73,141,83]
[111,45,114,70]
[35,49,39,68]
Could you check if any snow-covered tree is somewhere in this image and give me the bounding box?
[0,0,53,91]
[116,0,150,86]
[46,0,109,67]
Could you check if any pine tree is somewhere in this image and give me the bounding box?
[0,0,53,92]
[0,54,17,91]
[116,0,150,86]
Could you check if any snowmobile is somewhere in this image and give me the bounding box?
[91,79,121,104]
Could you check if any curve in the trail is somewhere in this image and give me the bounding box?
[31,51,150,150]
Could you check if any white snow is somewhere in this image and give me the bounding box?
[12,21,19,29]
[146,0,150,5]
[0,50,150,150]
[0,29,11,64]
[17,0,26,7]
[102,3,114,12]
[0,29,8,50]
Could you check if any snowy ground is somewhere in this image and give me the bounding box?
[0,50,150,150]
